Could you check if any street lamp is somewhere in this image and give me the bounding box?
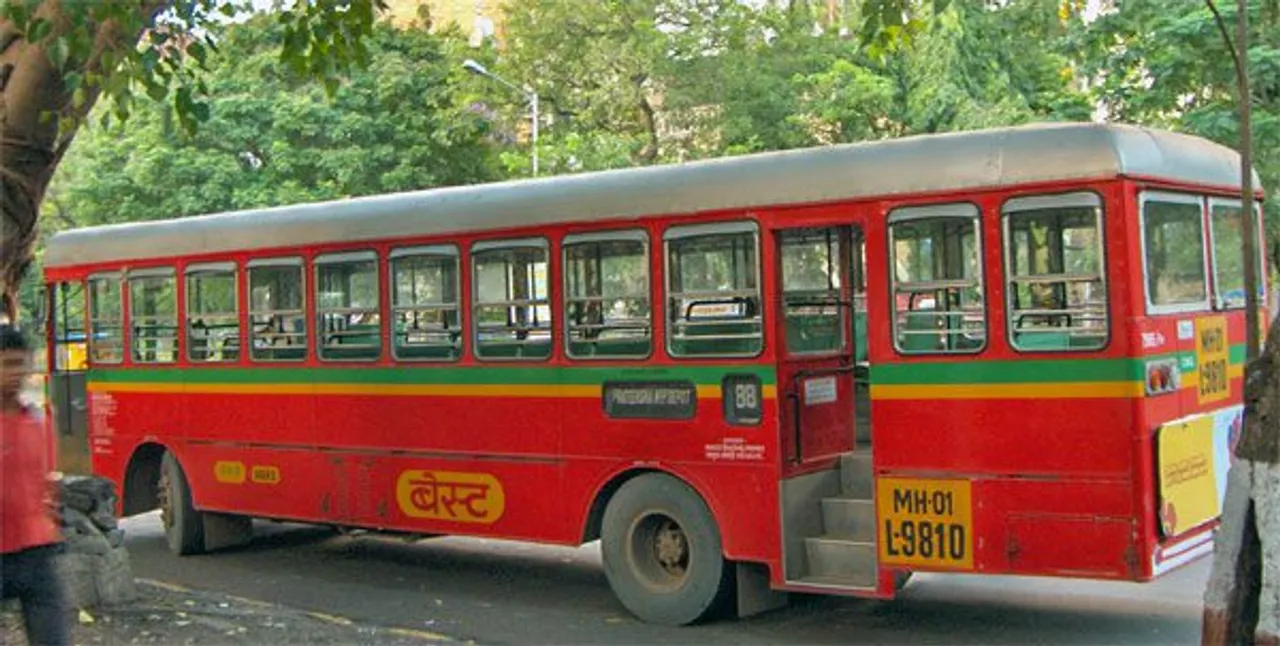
[463,59,539,177]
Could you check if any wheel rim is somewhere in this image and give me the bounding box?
[626,511,691,592]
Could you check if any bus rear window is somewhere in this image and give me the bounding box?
[665,223,762,357]
[1142,195,1207,311]
[889,204,985,354]
[564,232,651,359]
[1003,193,1107,352]
[129,270,178,364]
[1210,199,1265,310]
[473,239,551,360]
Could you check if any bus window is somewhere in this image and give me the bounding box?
[1209,198,1265,310]
[889,204,985,354]
[473,239,551,360]
[87,275,123,364]
[129,269,178,364]
[780,228,845,355]
[186,263,240,363]
[390,245,460,361]
[248,258,307,362]
[1003,192,1107,352]
[316,251,381,362]
[665,222,762,357]
[53,282,88,371]
[564,231,651,359]
[1141,193,1208,313]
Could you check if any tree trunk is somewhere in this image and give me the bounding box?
[0,1,168,322]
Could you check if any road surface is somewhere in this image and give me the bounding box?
[122,512,1207,644]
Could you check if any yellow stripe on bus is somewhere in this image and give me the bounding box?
[86,381,778,400]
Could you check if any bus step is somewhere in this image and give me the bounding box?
[840,453,873,499]
[803,537,877,587]
[820,498,876,542]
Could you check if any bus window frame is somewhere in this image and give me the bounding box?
[127,267,179,365]
[562,229,653,361]
[185,261,241,364]
[314,250,383,363]
[471,237,554,362]
[52,280,89,373]
[1138,191,1211,316]
[778,226,849,359]
[663,220,764,360]
[1001,190,1110,354]
[887,202,987,356]
[1206,197,1266,311]
[247,256,309,363]
[86,272,125,365]
[389,244,462,363]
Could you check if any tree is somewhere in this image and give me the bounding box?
[0,0,385,321]
[45,15,499,231]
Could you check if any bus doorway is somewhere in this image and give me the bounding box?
[48,281,91,475]
[776,226,860,467]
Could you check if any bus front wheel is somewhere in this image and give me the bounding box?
[600,473,732,626]
[158,452,205,555]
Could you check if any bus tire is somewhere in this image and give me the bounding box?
[600,473,732,626]
[159,452,205,555]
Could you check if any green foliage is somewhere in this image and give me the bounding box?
[1069,0,1280,243]
[43,16,501,229]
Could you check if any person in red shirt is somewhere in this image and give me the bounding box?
[1,324,70,645]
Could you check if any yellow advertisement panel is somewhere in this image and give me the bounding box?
[876,477,973,569]
[1196,316,1230,405]
[1157,416,1220,537]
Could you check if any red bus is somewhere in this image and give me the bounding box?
[41,123,1263,625]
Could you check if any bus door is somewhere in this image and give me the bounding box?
[48,281,92,475]
[776,226,858,468]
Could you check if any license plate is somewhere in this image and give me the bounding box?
[876,477,974,569]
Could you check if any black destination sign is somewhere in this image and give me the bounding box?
[602,380,698,420]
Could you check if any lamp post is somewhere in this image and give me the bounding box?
[463,59,538,177]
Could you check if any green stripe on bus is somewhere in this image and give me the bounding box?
[86,364,779,386]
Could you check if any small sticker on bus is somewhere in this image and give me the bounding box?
[1178,320,1195,341]
[803,376,837,406]
[214,461,246,484]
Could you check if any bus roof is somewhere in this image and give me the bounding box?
[43,121,1258,270]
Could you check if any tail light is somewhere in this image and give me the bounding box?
[1145,359,1180,396]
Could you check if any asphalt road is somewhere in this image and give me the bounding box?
[122,512,1208,645]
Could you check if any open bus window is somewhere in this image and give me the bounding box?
[780,228,845,356]
[186,263,240,363]
[889,204,986,354]
[665,222,762,357]
[316,251,381,362]
[129,269,178,364]
[248,259,307,362]
[87,275,124,364]
[564,231,651,359]
[391,245,460,362]
[1003,192,1108,352]
[54,282,88,371]
[1141,194,1208,312]
[1209,199,1265,310]
[473,239,551,360]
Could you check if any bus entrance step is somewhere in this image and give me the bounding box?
[840,453,873,499]
[820,498,876,542]
[803,537,877,587]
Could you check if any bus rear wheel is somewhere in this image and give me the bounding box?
[600,473,732,626]
[158,452,205,555]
